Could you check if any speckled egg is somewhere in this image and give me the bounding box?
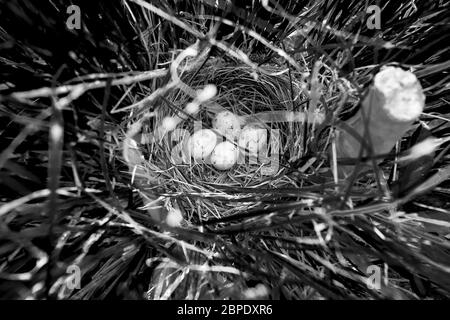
[187,129,217,161]
[212,111,242,141]
[238,125,267,157]
[210,141,239,170]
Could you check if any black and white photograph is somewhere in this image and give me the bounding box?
[0,0,449,306]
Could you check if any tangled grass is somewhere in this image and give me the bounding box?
[0,0,449,300]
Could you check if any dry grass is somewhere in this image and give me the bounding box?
[0,0,449,300]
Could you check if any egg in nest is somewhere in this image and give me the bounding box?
[186,129,217,162]
[212,111,242,141]
[211,141,239,170]
[238,124,267,157]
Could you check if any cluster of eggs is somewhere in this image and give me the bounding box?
[186,111,266,170]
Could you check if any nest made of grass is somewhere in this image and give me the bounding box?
[119,55,450,300]
[120,57,378,300]
[126,57,344,223]
[2,0,450,301]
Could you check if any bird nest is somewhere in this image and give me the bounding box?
[122,56,340,226]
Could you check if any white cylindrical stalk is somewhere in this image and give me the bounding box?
[336,66,425,177]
